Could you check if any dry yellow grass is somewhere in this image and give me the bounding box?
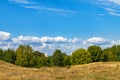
[0,60,120,80]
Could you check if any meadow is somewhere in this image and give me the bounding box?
[1,60,120,80]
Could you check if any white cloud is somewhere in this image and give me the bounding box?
[11,35,82,54]
[10,0,30,4]
[9,0,78,16]
[54,37,67,42]
[105,8,120,16]
[108,0,120,5]
[0,31,11,40]
[1,31,120,55]
[12,35,77,43]
[95,0,120,16]
[23,6,77,15]
[88,37,107,43]
[12,35,41,44]
[68,38,80,43]
[83,37,112,46]
[9,0,82,16]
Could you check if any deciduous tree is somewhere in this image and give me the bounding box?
[70,48,91,65]
[88,45,102,62]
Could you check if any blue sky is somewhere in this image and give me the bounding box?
[0,0,120,55]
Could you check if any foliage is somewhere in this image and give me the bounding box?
[2,49,16,64]
[51,49,65,67]
[102,48,115,61]
[88,45,103,62]
[63,55,71,66]
[0,48,4,60]
[0,44,120,68]
[111,45,120,61]
[70,48,91,65]
[15,45,33,67]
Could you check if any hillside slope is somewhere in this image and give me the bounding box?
[0,60,120,80]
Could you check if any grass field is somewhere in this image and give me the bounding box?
[0,60,120,80]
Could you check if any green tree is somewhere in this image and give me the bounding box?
[32,51,45,57]
[15,45,33,67]
[3,49,16,64]
[110,45,120,61]
[116,45,120,61]
[32,55,47,68]
[32,51,47,68]
[102,48,115,62]
[51,49,64,67]
[111,45,117,61]
[88,45,102,62]
[70,48,91,65]
[45,56,52,67]
[63,55,71,66]
[0,48,4,60]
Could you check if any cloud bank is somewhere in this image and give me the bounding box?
[0,31,119,55]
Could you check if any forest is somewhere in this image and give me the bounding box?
[0,45,120,68]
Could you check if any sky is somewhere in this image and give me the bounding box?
[0,0,120,55]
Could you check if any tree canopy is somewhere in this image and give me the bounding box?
[88,45,103,62]
[0,44,120,68]
[70,48,91,65]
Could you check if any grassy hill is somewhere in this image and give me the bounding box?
[0,61,120,80]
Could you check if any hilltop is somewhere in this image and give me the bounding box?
[0,60,120,80]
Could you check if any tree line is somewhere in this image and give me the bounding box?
[0,45,120,68]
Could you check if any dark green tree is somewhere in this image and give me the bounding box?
[111,45,117,61]
[32,51,45,57]
[63,55,71,66]
[45,56,52,67]
[115,45,120,61]
[88,45,102,62]
[102,48,115,62]
[110,45,120,61]
[3,49,16,64]
[32,51,47,68]
[51,49,64,67]
[32,55,47,68]
[70,48,91,65]
[0,48,4,60]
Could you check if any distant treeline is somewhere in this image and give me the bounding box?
[0,45,120,67]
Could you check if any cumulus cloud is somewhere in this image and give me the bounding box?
[83,37,112,46]
[88,37,108,43]
[2,34,82,54]
[12,35,41,44]
[0,31,11,40]
[11,36,116,54]
[1,31,120,55]
[40,36,67,43]
[12,35,78,44]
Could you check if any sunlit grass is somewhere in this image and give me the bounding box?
[0,60,120,80]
